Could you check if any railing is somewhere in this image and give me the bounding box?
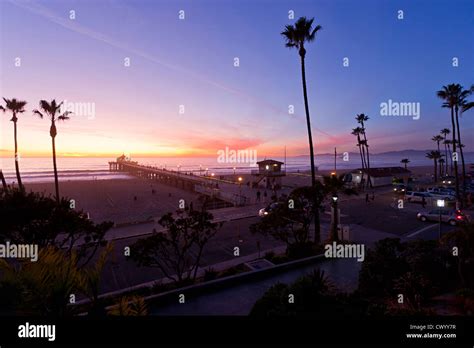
[250,170,286,176]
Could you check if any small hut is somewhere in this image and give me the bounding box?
[251,159,285,189]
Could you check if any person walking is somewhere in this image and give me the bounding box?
[365,193,369,203]
[421,196,426,208]
[256,190,261,202]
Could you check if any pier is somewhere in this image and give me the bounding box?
[109,156,248,206]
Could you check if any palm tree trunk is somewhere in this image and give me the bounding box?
[300,51,319,244]
[356,137,366,189]
[455,106,466,206]
[444,143,448,176]
[0,170,7,191]
[434,159,438,183]
[361,125,372,189]
[436,141,442,178]
[13,119,24,192]
[331,200,339,242]
[51,126,60,203]
[450,107,460,204]
[447,144,452,175]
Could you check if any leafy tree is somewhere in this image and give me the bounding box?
[0,189,112,267]
[131,210,222,283]
[441,222,474,288]
[250,185,325,258]
[250,269,367,317]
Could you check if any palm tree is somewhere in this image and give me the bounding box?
[458,85,474,194]
[1,98,27,192]
[322,174,357,242]
[282,16,322,244]
[351,127,367,184]
[33,100,72,202]
[426,150,442,183]
[444,139,453,175]
[437,85,460,204]
[431,135,443,153]
[356,114,372,189]
[432,135,444,178]
[440,128,451,175]
[438,158,445,178]
[400,158,410,170]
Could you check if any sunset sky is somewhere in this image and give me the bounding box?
[1,0,473,158]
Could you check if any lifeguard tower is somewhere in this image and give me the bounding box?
[251,159,285,189]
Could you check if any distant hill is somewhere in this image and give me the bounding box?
[309,149,474,157]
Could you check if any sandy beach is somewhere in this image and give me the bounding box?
[24,177,200,225]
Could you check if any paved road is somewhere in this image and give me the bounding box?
[100,217,286,293]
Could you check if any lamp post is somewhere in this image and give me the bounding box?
[238,177,243,206]
[332,195,339,241]
[437,199,445,239]
[177,165,181,174]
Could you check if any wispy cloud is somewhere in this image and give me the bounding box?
[8,0,337,140]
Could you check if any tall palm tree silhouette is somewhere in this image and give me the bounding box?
[440,128,451,175]
[282,16,322,243]
[456,85,474,197]
[437,84,460,204]
[1,98,27,192]
[432,134,444,178]
[352,127,367,184]
[356,114,372,189]
[400,158,410,170]
[426,150,442,183]
[33,100,72,202]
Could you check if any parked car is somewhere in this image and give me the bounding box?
[426,187,455,194]
[416,209,470,226]
[258,202,280,217]
[426,187,456,200]
[428,192,456,201]
[405,191,431,203]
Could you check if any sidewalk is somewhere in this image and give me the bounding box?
[90,205,264,243]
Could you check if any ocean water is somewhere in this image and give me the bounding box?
[1,153,473,184]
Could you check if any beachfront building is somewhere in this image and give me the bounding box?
[346,166,411,187]
[251,159,285,189]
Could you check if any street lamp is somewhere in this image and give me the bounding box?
[177,164,181,174]
[238,177,243,205]
[332,195,339,241]
[233,167,236,175]
[437,199,445,239]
